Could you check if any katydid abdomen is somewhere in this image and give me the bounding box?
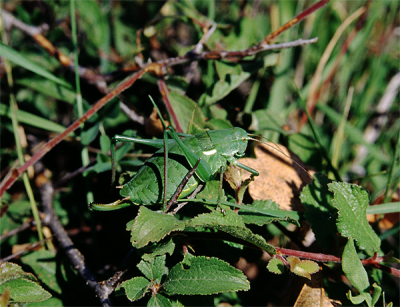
[120,127,249,205]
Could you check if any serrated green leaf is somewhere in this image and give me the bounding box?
[24,297,63,306]
[0,262,37,285]
[267,258,285,275]
[195,180,226,203]
[187,208,276,254]
[239,199,299,226]
[20,250,62,294]
[300,174,337,249]
[163,256,249,295]
[118,277,150,302]
[342,239,373,307]
[137,255,168,282]
[140,239,176,262]
[0,279,51,303]
[0,43,71,88]
[127,207,186,248]
[329,182,381,252]
[148,294,173,307]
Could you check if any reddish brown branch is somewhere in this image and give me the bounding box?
[0,69,145,196]
[157,79,183,133]
[262,0,330,44]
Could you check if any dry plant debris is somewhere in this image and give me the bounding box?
[239,143,315,211]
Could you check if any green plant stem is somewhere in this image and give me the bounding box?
[70,0,94,204]
[384,126,400,203]
[0,10,44,243]
[366,202,400,215]
[332,87,353,169]
[298,92,342,181]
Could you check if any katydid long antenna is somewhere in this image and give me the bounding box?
[246,134,319,186]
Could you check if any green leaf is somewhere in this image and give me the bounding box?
[139,239,176,262]
[24,297,64,307]
[199,61,264,107]
[148,294,173,307]
[17,78,77,104]
[266,258,285,275]
[0,262,37,284]
[137,255,168,283]
[81,124,100,146]
[300,174,337,249]
[76,0,110,50]
[287,257,319,280]
[118,277,150,302]
[99,134,111,154]
[195,180,226,203]
[215,61,242,82]
[20,250,62,294]
[0,42,71,88]
[239,199,299,226]
[167,90,206,133]
[342,239,375,307]
[329,182,381,252]
[0,279,51,303]
[187,207,276,254]
[0,104,70,135]
[127,207,186,248]
[163,256,250,295]
[0,262,51,303]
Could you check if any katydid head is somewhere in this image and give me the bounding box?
[233,127,252,156]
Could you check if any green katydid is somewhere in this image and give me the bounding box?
[89,98,260,212]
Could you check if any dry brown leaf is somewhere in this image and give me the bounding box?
[239,143,314,211]
[145,107,170,137]
[294,270,342,307]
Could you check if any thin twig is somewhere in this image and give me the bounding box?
[39,181,113,307]
[166,159,200,213]
[0,220,36,242]
[173,183,205,214]
[0,237,52,263]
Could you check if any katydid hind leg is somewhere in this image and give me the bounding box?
[166,126,214,182]
[236,162,259,179]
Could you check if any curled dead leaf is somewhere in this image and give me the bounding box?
[145,107,170,137]
[239,143,314,211]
